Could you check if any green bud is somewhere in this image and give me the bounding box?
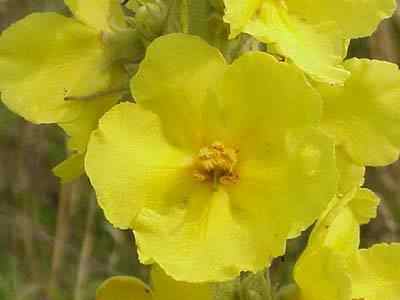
[208,0,225,12]
[103,29,145,62]
[239,272,273,300]
[276,284,300,300]
[134,0,168,41]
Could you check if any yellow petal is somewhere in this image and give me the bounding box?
[65,0,126,32]
[321,206,360,255]
[305,196,359,260]
[349,243,400,300]
[215,54,337,241]
[96,276,152,300]
[293,195,358,300]
[306,188,378,257]
[222,0,261,37]
[60,93,121,153]
[85,102,189,229]
[53,153,85,184]
[151,265,213,300]
[54,93,120,183]
[348,188,380,225]
[320,58,400,166]
[294,247,352,300]
[214,51,322,157]
[134,186,275,282]
[336,148,365,195]
[294,188,380,300]
[131,33,227,151]
[286,0,396,38]
[0,13,113,123]
[236,127,337,238]
[236,1,349,83]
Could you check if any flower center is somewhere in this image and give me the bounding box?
[193,142,239,186]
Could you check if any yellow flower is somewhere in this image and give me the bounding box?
[0,0,128,124]
[293,184,400,300]
[86,33,337,282]
[96,266,213,300]
[0,0,139,182]
[223,0,396,83]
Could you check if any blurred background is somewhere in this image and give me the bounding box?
[1,1,400,300]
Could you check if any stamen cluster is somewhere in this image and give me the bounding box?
[193,141,239,185]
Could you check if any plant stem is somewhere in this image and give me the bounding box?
[74,191,97,300]
[264,269,273,300]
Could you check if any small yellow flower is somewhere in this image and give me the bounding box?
[96,266,213,300]
[86,33,337,282]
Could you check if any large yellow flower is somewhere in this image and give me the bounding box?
[223,0,396,83]
[86,33,337,282]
